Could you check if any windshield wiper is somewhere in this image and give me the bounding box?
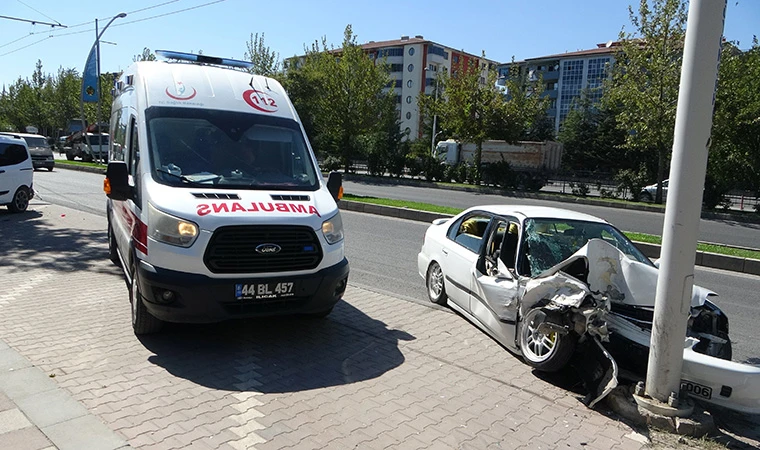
[155,168,216,186]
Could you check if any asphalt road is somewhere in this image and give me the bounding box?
[343,179,760,249]
[29,167,760,364]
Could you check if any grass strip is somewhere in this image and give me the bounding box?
[55,159,105,168]
[343,193,760,261]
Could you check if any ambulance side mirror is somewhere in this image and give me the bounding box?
[104,161,132,201]
[327,171,343,202]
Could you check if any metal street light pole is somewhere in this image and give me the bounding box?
[80,12,126,163]
[426,66,439,156]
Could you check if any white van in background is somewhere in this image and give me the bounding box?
[104,50,348,334]
[0,133,34,212]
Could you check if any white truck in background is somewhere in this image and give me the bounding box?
[434,139,563,172]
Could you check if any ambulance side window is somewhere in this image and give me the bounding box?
[129,117,141,205]
[129,117,139,175]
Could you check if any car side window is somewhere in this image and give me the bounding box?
[0,143,29,166]
[448,213,491,253]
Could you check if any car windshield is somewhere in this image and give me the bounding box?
[88,135,109,145]
[22,136,47,148]
[523,218,653,276]
[145,106,318,191]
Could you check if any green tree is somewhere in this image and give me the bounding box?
[49,67,81,135]
[708,39,760,208]
[605,0,687,203]
[244,33,281,77]
[133,47,156,62]
[285,25,395,172]
[558,91,626,172]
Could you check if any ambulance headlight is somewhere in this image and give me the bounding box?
[321,213,344,245]
[148,203,199,247]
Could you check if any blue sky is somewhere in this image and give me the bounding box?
[1,0,758,88]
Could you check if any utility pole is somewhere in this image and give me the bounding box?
[642,0,726,410]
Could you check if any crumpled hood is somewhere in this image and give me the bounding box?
[146,181,337,231]
[531,239,714,308]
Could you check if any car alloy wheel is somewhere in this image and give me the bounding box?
[8,187,30,213]
[426,261,447,305]
[519,307,576,372]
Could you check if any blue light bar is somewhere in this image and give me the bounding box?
[155,50,253,70]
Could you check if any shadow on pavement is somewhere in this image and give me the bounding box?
[0,207,120,277]
[139,299,415,393]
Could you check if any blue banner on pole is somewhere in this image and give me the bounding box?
[82,46,99,103]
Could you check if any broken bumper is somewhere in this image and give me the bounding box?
[681,341,760,414]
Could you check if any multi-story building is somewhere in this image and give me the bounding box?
[498,42,619,133]
[360,35,496,140]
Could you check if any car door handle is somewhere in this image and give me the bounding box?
[442,248,448,255]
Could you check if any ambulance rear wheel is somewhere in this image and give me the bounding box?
[130,261,163,335]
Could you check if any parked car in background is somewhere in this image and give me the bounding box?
[639,179,668,202]
[418,205,760,413]
[0,132,55,171]
[0,133,34,212]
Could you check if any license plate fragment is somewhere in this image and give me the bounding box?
[236,282,295,300]
[681,380,712,399]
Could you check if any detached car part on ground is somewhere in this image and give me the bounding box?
[418,205,760,414]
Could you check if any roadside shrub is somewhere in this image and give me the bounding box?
[481,160,517,189]
[599,187,619,199]
[322,156,342,172]
[387,140,409,177]
[406,155,423,178]
[421,155,446,181]
[570,182,590,197]
[614,166,650,200]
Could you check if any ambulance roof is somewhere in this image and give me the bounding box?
[122,59,296,120]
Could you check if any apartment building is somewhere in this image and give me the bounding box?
[498,42,619,133]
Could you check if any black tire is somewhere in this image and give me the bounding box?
[8,186,30,213]
[639,191,653,203]
[66,152,75,161]
[130,262,163,335]
[426,261,448,305]
[83,154,93,162]
[107,221,120,266]
[47,167,54,172]
[518,307,576,372]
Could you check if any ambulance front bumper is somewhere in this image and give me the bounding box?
[136,258,349,323]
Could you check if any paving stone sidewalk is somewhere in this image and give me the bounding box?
[0,202,758,449]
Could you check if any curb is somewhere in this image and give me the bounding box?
[338,199,760,276]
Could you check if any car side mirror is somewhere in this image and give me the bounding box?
[104,161,132,201]
[327,171,343,202]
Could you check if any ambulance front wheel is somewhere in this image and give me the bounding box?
[130,260,164,335]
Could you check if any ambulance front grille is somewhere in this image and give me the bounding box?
[204,225,322,273]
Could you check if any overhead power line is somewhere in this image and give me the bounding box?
[0,0,226,58]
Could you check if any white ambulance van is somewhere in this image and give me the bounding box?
[105,51,348,334]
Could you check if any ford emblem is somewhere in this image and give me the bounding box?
[255,243,282,254]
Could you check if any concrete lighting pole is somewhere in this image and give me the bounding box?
[642,0,726,410]
[80,12,126,163]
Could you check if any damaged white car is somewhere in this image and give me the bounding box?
[418,205,760,413]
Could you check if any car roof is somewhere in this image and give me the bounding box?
[0,132,47,139]
[465,204,609,224]
[0,133,29,145]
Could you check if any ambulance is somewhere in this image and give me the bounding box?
[105,51,348,334]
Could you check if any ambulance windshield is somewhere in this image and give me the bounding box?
[145,107,319,191]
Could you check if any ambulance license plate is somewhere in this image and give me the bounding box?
[681,380,712,399]
[235,282,295,300]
